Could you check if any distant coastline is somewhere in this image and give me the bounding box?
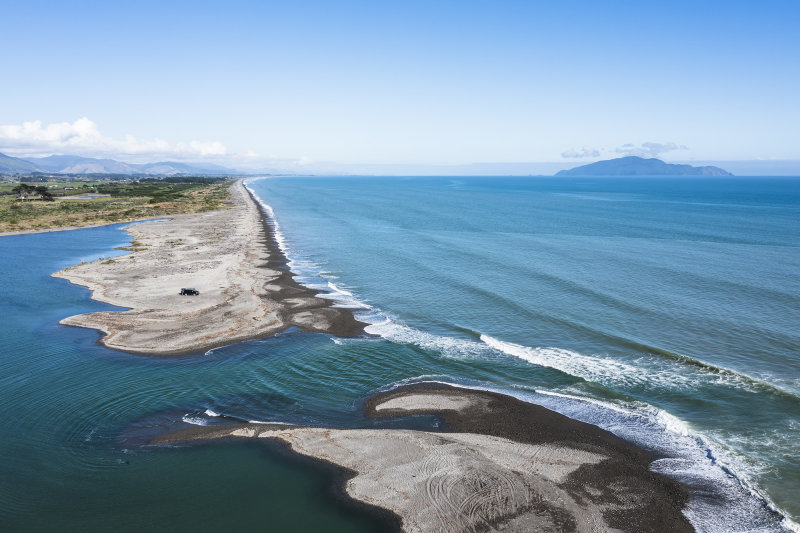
[5,150,800,178]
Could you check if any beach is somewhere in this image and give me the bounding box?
[154,383,692,532]
[52,180,365,355]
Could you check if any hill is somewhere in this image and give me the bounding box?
[28,155,138,174]
[134,161,238,176]
[18,154,239,176]
[0,153,42,174]
[556,156,732,176]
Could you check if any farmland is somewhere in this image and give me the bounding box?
[0,178,232,233]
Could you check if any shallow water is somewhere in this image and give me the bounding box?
[1,176,798,531]
[0,225,389,532]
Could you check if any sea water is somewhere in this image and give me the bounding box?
[1,176,798,531]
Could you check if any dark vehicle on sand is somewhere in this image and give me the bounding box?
[179,288,200,296]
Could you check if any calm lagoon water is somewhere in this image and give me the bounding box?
[1,176,798,531]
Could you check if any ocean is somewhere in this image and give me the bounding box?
[1,176,798,531]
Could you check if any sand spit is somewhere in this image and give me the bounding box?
[52,180,365,355]
[154,384,692,532]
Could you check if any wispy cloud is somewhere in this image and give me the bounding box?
[0,117,229,160]
[561,146,601,159]
[615,142,687,158]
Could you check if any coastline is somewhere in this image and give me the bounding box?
[2,176,793,531]
[244,183,368,338]
[0,217,170,237]
[152,383,693,532]
[51,179,366,356]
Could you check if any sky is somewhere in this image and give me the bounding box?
[1,0,799,171]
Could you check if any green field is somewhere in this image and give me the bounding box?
[0,181,108,194]
[0,178,233,233]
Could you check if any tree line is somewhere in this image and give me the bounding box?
[10,184,54,201]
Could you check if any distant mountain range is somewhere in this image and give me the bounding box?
[0,152,756,178]
[556,156,732,177]
[0,153,42,174]
[0,152,240,176]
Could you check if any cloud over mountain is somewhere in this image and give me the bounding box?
[0,118,229,160]
[561,146,601,159]
[615,142,687,158]
[562,142,690,161]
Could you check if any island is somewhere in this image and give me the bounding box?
[556,156,732,177]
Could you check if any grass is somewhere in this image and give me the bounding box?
[0,178,233,233]
[0,181,109,194]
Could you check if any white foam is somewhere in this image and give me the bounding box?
[245,184,291,259]
[181,415,208,426]
[533,388,640,416]
[204,409,220,417]
[481,334,661,386]
[384,379,793,532]
[245,182,377,313]
[327,281,353,296]
[366,319,492,359]
[247,419,296,425]
[653,407,692,437]
[478,334,781,397]
[363,319,754,406]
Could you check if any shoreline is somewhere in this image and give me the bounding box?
[152,383,693,532]
[52,180,367,356]
[0,216,171,237]
[243,183,369,338]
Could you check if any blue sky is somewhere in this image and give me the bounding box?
[1,0,798,169]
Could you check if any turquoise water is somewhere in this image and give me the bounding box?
[1,177,799,531]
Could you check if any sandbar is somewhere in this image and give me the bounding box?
[52,180,366,355]
[153,383,693,532]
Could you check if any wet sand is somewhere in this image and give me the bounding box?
[153,383,693,532]
[52,180,366,355]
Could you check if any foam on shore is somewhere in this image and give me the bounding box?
[153,383,695,533]
[382,379,796,533]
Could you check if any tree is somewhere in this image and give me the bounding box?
[12,183,54,201]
